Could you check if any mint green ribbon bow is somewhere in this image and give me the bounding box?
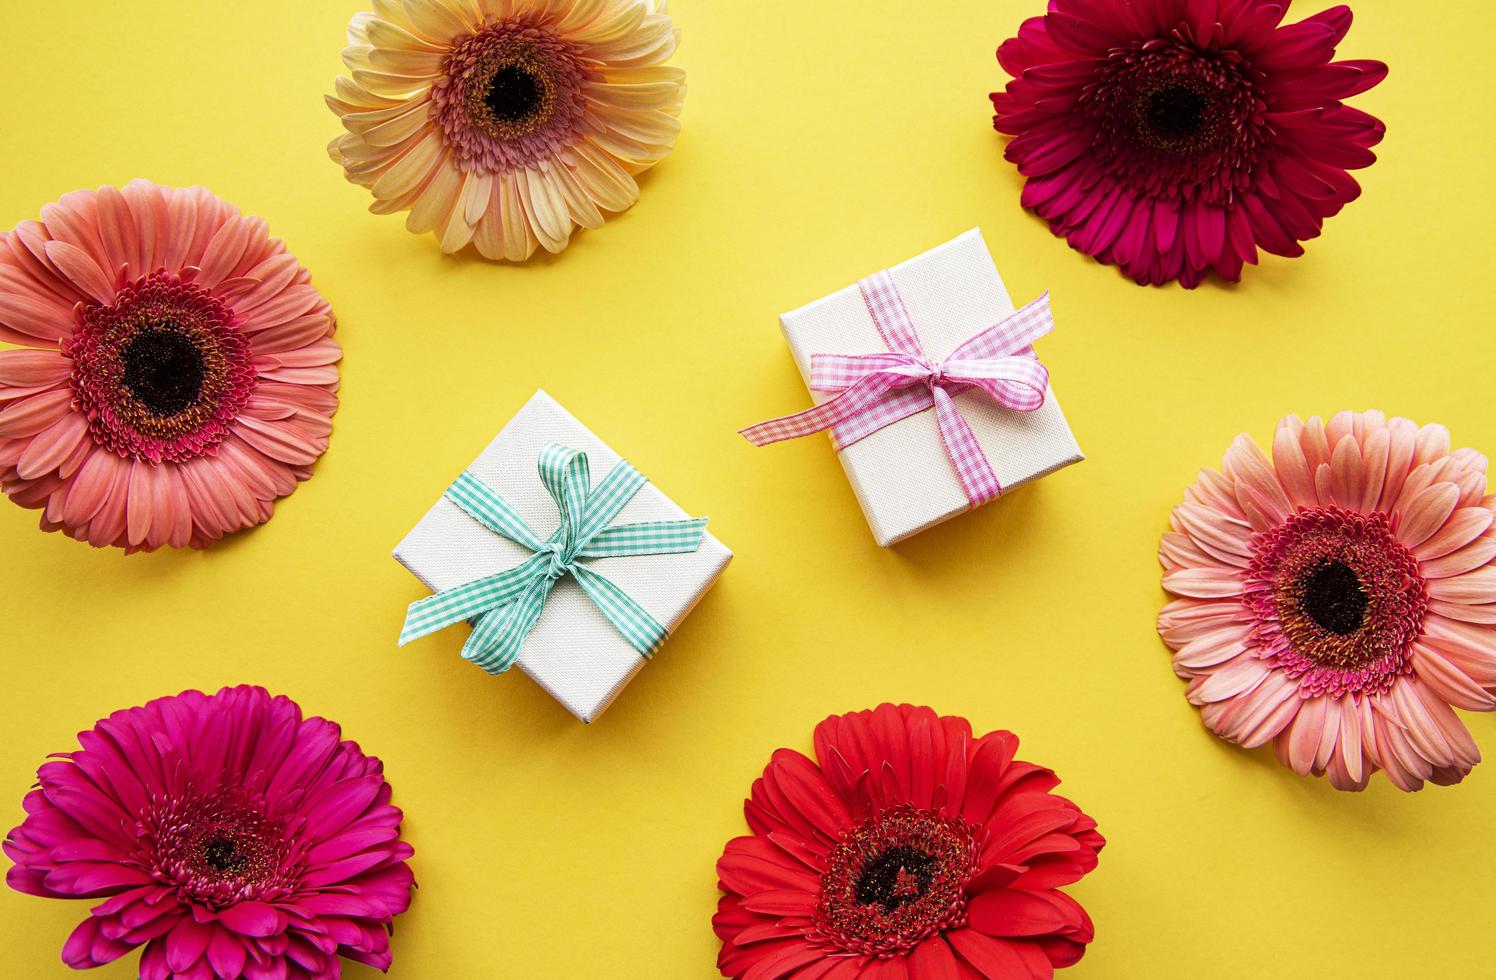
[399,444,708,674]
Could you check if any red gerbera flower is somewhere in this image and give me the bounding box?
[990,1,1387,287]
[714,705,1104,978]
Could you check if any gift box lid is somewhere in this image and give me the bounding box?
[393,389,732,722]
[778,229,1083,546]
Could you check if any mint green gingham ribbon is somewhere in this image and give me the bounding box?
[399,444,708,674]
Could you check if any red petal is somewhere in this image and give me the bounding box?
[908,936,966,980]
[947,928,1045,980]
[967,889,1076,938]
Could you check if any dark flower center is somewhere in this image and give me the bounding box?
[64,271,256,464]
[122,326,206,417]
[1245,508,1427,697]
[435,22,589,174]
[1079,41,1265,204]
[854,846,935,912]
[1145,84,1206,141]
[202,837,246,873]
[1300,561,1369,636]
[814,805,977,955]
[143,790,302,908]
[485,64,543,124]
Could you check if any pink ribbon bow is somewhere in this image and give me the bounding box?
[740,269,1054,505]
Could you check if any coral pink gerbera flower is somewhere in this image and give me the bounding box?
[0,182,341,551]
[4,686,415,979]
[714,704,1104,978]
[1160,412,1496,791]
[990,1,1387,287]
[327,0,684,260]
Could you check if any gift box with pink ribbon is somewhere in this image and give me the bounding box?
[742,229,1083,546]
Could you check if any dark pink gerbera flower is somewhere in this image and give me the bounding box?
[991,1,1387,287]
[4,686,415,979]
[714,705,1104,978]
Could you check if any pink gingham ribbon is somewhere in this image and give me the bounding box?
[739,270,1054,505]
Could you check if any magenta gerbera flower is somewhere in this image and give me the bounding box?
[4,686,415,978]
[990,1,1388,287]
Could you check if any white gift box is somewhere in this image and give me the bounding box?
[778,229,1083,546]
[393,390,732,723]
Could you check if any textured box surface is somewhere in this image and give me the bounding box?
[779,229,1083,545]
[393,390,732,722]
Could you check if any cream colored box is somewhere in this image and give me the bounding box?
[393,390,731,722]
[778,229,1083,546]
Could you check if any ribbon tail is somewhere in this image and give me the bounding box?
[947,292,1054,362]
[398,553,551,646]
[931,387,1002,505]
[579,517,708,558]
[462,576,554,674]
[571,564,669,658]
[739,373,900,446]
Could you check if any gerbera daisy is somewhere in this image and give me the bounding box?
[327,0,684,260]
[4,685,415,979]
[1159,412,1496,791]
[714,704,1105,978]
[990,1,1387,287]
[0,181,340,551]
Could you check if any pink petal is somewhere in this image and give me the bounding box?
[1327,434,1363,510]
[1286,697,1329,775]
[1272,423,1316,510]
[16,411,88,479]
[1426,535,1496,580]
[1413,643,1496,711]
[0,348,71,387]
[1426,566,1496,604]
[1397,483,1461,548]
[1172,626,1250,671]
[1190,656,1270,704]
[42,240,116,305]
[1416,508,1494,561]
[1163,567,1244,599]
[0,388,73,438]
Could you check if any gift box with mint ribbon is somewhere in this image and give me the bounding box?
[393,390,732,722]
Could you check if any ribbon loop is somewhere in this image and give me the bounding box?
[399,444,708,675]
[740,271,1056,505]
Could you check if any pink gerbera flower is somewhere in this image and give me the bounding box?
[714,704,1105,978]
[991,1,1387,287]
[4,686,415,978]
[1159,412,1496,791]
[0,181,340,551]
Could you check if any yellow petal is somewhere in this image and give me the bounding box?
[402,0,474,44]
[570,140,639,212]
[521,166,573,252]
[371,129,445,199]
[406,156,464,235]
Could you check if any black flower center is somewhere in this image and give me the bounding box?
[1145,83,1206,141]
[201,837,246,874]
[485,64,543,124]
[1300,561,1369,636]
[854,846,935,912]
[122,327,206,417]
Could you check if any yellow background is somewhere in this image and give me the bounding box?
[2,1,1493,976]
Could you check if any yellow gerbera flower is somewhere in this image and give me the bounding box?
[327,0,684,260]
